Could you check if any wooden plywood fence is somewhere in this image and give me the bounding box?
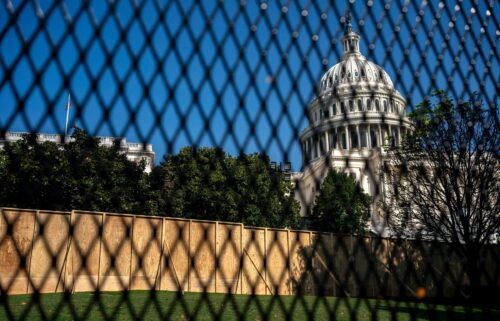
[1,207,499,298]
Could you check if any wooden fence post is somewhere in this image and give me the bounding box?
[26,210,38,294]
[158,217,165,291]
[128,215,135,291]
[264,228,267,295]
[188,219,192,293]
[97,213,105,292]
[240,223,244,294]
[331,232,335,297]
[287,229,291,295]
[215,221,218,293]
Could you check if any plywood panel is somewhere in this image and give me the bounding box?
[266,229,289,295]
[99,214,133,291]
[71,212,102,292]
[29,211,71,293]
[189,221,216,292]
[482,245,500,286]
[311,233,335,296]
[426,242,461,299]
[289,231,312,294]
[289,231,311,295]
[351,236,372,297]
[332,235,352,296]
[216,223,241,293]
[130,216,162,290]
[242,228,266,295]
[379,239,400,297]
[0,209,36,294]
[161,219,189,292]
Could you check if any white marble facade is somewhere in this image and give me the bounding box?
[293,18,413,234]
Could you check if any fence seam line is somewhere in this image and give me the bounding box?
[26,210,37,294]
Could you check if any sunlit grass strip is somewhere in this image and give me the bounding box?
[1,291,498,321]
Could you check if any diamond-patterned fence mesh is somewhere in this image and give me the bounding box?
[0,0,499,320]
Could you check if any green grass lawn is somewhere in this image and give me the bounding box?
[1,291,498,321]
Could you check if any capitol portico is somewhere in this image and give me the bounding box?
[293,17,413,234]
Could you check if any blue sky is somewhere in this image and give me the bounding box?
[0,0,498,170]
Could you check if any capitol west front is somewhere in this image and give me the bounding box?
[293,19,413,234]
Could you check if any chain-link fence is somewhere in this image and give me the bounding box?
[1,0,499,320]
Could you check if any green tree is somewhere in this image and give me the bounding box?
[150,147,300,229]
[64,128,150,214]
[385,91,499,297]
[310,170,370,234]
[0,133,71,210]
[0,129,150,214]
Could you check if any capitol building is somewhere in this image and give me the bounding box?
[293,18,413,234]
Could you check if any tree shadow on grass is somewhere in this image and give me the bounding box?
[376,301,500,321]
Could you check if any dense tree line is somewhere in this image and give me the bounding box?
[0,129,150,214]
[149,146,300,228]
[0,129,300,229]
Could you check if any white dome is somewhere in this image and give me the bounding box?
[319,55,394,93]
[317,24,395,95]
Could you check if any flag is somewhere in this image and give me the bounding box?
[66,94,71,110]
[65,93,71,136]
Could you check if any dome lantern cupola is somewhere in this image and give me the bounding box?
[342,12,360,56]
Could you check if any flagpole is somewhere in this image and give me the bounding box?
[65,94,70,137]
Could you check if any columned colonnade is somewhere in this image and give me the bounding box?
[302,123,408,161]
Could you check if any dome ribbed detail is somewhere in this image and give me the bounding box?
[319,56,394,93]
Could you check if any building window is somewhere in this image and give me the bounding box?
[390,101,394,113]
[329,132,336,148]
[333,103,337,115]
[383,100,388,112]
[324,108,329,118]
[360,130,367,148]
[357,99,362,111]
[375,99,380,111]
[349,100,354,112]
[367,99,372,111]
[371,130,378,147]
[341,133,347,149]
[361,68,366,77]
[341,102,345,113]
[350,130,358,148]
[320,109,324,120]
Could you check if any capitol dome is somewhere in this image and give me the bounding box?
[318,21,395,93]
[295,16,414,222]
[319,55,394,93]
[298,17,413,167]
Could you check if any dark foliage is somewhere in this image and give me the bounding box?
[309,169,370,233]
[385,92,500,296]
[149,146,301,228]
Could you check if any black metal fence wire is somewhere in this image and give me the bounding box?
[0,0,499,320]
